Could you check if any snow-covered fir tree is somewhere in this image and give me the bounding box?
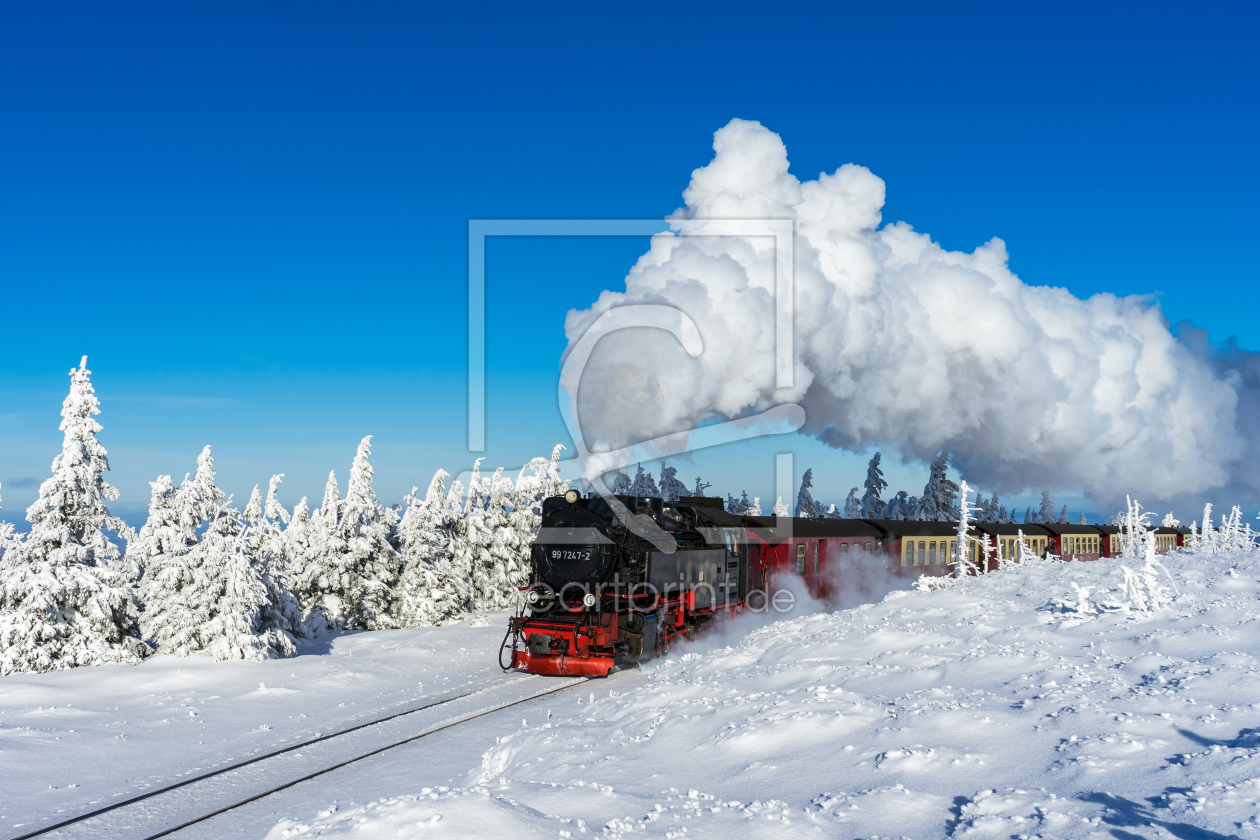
[131,473,194,586]
[134,474,198,646]
[139,446,223,652]
[692,477,711,496]
[916,452,959,521]
[140,448,293,660]
[193,499,291,661]
[860,453,888,519]
[248,474,303,645]
[772,497,790,517]
[794,468,821,517]
[609,470,632,496]
[301,437,400,634]
[0,357,147,674]
[658,462,688,502]
[823,503,840,518]
[1024,507,1033,524]
[394,470,469,626]
[474,466,524,611]
[628,464,660,497]
[442,477,475,609]
[747,497,763,516]
[283,496,316,593]
[883,490,913,520]
[1035,490,1057,524]
[726,491,753,515]
[843,488,861,518]
[457,459,492,611]
[0,473,19,564]
[1079,511,1088,525]
[1058,504,1069,524]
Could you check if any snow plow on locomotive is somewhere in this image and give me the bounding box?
[502,490,761,677]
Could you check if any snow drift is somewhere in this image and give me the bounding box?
[269,547,1260,840]
[564,118,1260,510]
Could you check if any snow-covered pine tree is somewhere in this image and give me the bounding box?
[860,453,888,519]
[0,357,147,674]
[747,497,763,516]
[194,499,290,661]
[135,474,199,645]
[843,488,861,518]
[692,477,711,496]
[1037,490,1056,524]
[726,491,751,514]
[628,464,660,498]
[1079,511,1088,525]
[539,445,569,499]
[297,471,345,633]
[1024,507,1033,524]
[824,504,840,518]
[251,474,303,644]
[442,478,475,611]
[1058,504,1069,524]
[144,448,293,659]
[476,467,524,611]
[395,471,463,626]
[915,452,959,521]
[658,462,688,502]
[772,497,789,517]
[609,470,632,496]
[794,468,821,518]
[309,436,400,633]
[1162,512,1180,528]
[883,490,912,520]
[140,448,220,653]
[459,459,493,611]
[131,474,193,587]
[284,497,315,590]
[0,472,19,563]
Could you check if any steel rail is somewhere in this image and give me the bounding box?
[136,676,590,840]
[5,672,542,840]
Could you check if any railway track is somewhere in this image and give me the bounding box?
[7,673,596,840]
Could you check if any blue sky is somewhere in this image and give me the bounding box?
[1,1,1256,526]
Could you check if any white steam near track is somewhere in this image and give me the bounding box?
[565,118,1258,507]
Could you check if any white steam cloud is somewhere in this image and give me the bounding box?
[565,119,1258,508]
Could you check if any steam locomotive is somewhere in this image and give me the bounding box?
[502,490,761,677]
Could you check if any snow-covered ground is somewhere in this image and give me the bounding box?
[5,549,1260,839]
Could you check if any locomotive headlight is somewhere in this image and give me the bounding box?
[527,590,540,604]
[582,593,597,608]
[565,489,580,504]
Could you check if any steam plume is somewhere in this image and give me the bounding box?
[565,119,1258,508]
